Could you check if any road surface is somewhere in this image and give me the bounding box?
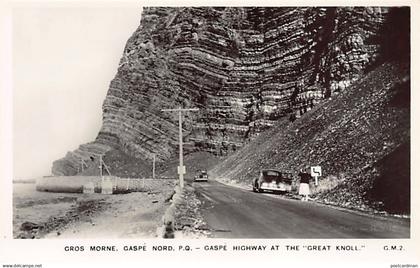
[193,180,409,238]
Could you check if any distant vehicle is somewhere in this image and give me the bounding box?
[194,170,209,182]
[252,169,293,194]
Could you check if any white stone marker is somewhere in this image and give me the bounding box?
[83,182,95,194]
[101,178,114,194]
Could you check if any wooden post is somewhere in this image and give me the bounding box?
[99,155,103,177]
[178,109,184,188]
[152,154,156,179]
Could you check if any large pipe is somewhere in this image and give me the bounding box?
[36,176,173,194]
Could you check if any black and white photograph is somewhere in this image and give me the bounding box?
[0,2,418,268]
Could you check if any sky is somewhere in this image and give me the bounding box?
[12,5,141,179]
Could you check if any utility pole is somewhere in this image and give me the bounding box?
[81,159,86,172]
[161,107,199,188]
[91,153,111,178]
[99,155,103,177]
[152,153,156,179]
[69,152,87,173]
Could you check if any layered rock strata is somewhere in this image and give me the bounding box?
[53,7,391,176]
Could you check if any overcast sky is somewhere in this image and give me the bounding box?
[13,6,141,179]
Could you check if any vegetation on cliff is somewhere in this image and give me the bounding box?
[211,62,410,214]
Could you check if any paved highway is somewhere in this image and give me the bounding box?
[193,180,409,238]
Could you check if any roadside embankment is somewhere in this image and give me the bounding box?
[160,183,209,238]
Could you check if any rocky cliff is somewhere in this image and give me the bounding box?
[53,7,399,177]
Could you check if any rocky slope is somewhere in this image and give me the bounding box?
[53,7,405,180]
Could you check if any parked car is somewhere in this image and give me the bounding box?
[194,170,209,182]
[252,169,293,194]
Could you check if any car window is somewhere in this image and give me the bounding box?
[262,171,281,182]
[265,171,280,176]
[261,171,293,183]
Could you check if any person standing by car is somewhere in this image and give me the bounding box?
[298,168,311,201]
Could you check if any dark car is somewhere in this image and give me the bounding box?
[252,169,293,194]
[194,170,209,182]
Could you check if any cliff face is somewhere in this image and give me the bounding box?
[53,7,391,176]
